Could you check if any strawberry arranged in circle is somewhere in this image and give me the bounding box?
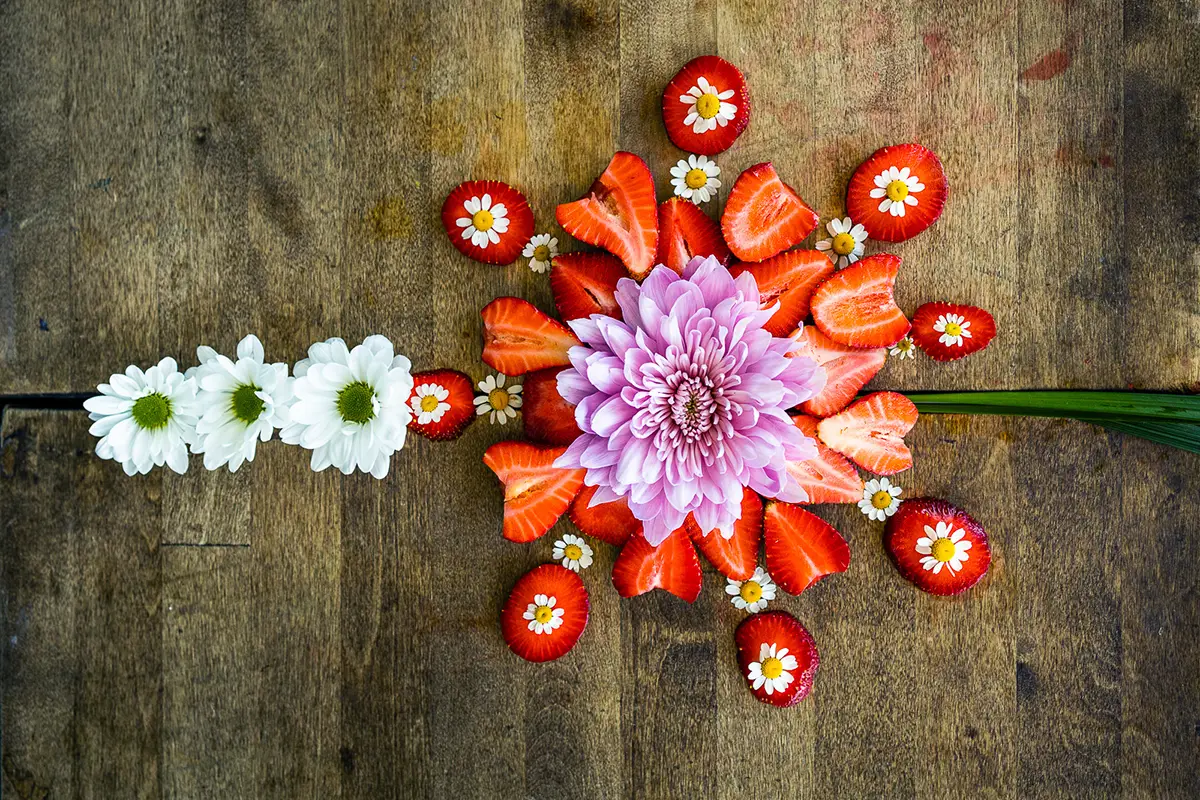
[730,250,834,337]
[557,152,659,280]
[655,198,732,274]
[481,297,580,376]
[810,253,910,348]
[786,415,864,504]
[483,441,585,542]
[722,163,819,262]
[501,564,590,662]
[549,252,627,321]
[611,526,702,603]
[846,143,948,243]
[520,367,581,446]
[817,391,918,476]
[884,498,991,596]
[910,302,997,362]
[735,611,819,707]
[442,180,535,265]
[569,484,639,547]
[792,325,887,417]
[763,501,851,595]
[406,369,476,441]
[688,488,763,581]
[662,55,750,156]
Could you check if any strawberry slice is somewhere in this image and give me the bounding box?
[655,198,732,274]
[910,302,997,362]
[441,180,535,265]
[611,526,702,602]
[500,564,590,662]
[483,441,585,542]
[556,152,659,279]
[846,143,948,243]
[406,369,476,441]
[816,391,918,476]
[810,253,910,348]
[569,484,639,547]
[730,251,833,337]
[661,55,751,156]
[520,368,582,446]
[734,611,819,707]
[792,325,887,417]
[786,415,864,504]
[883,498,991,596]
[688,488,763,581]
[721,163,819,263]
[481,297,580,376]
[763,501,851,595]
[549,252,627,321]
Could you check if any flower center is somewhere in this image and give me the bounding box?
[533,244,551,261]
[230,384,265,424]
[670,379,718,441]
[944,322,962,337]
[885,179,909,202]
[696,92,721,119]
[685,168,709,189]
[930,537,957,562]
[471,208,494,231]
[419,394,440,413]
[832,232,857,255]
[337,381,376,424]
[739,581,763,603]
[564,543,583,561]
[488,388,510,410]
[131,392,171,430]
[761,657,784,680]
[534,605,554,625]
[896,339,913,352]
[871,490,893,510]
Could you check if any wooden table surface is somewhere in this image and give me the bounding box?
[2,0,1198,797]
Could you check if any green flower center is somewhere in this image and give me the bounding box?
[231,384,265,424]
[131,392,172,430]
[337,381,376,424]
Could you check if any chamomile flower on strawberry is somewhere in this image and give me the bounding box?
[858,477,902,521]
[408,369,476,441]
[846,144,948,242]
[552,533,593,572]
[669,154,722,204]
[501,564,589,662]
[442,180,535,265]
[889,336,917,360]
[474,373,522,425]
[662,56,750,155]
[522,233,558,274]
[735,611,819,707]
[910,302,997,362]
[884,498,991,596]
[725,567,777,613]
[815,217,868,268]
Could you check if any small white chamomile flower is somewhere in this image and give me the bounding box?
[815,217,868,268]
[725,566,777,613]
[890,336,917,359]
[523,594,565,635]
[669,154,721,204]
[934,313,972,347]
[746,642,798,696]
[522,233,559,274]
[474,373,522,425]
[858,477,902,521]
[552,534,594,572]
[869,166,925,217]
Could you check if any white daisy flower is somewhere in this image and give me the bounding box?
[815,217,868,268]
[724,566,777,613]
[189,334,293,472]
[474,373,522,425]
[890,336,917,359]
[552,533,594,572]
[455,193,510,249]
[279,335,413,479]
[410,383,451,425]
[868,166,925,217]
[523,593,565,635]
[83,357,199,475]
[669,154,722,204]
[933,313,972,347]
[746,642,799,696]
[522,233,558,274]
[858,477,903,521]
[680,76,737,134]
[916,521,973,574]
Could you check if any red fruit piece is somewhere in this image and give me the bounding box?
[556,152,659,280]
[810,253,910,348]
[846,143,948,243]
[817,391,918,476]
[910,302,997,362]
[655,198,732,274]
[884,498,991,596]
[730,250,833,337]
[481,297,579,376]
[611,526,702,603]
[763,501,850,595]
[661,55,751,156]
[734,611,819,707]
[441,180,535,265]
[483,441,585,543]
[521,368,582,446]
[406,369,476,441]
[569,484,639,547]
[721,163,819,263]
[549,252,627,322]
[500,564,590,662]
[786,415,864,504]
[688,488,763,581]
[793,325,887,417]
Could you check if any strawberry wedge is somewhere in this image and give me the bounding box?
[792,325,887,417]
[786,415,864,504]
[612,526,702,603]
[763,501,851,595]
[556,152,659,280]
[569,484,640,547]
[481,297,580,376]
[810,253,910,348]
[688,488,763,581]
[483,441,585,542]
[521,367,582,446]
[655,197,732,275]
[817,391,918,476]
[731,250,834,337]
[721,163,819,262]
[549,252,627,322]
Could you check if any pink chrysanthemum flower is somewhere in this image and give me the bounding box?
[555,255,826,545]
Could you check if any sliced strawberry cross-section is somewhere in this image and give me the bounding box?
[846,143,948,243]
[442,180,535,265]
[884,498,991,596]
[655,197,732,275]
[520,367,582,447]
[910,302,997,362]
[483,441,585,543]
[792,325,887,417]
[730,250,833,337]
[810,253,910,349]
[406,369,477,441]
[611,526,702,603]
[549,252,627,322]
[816,391,918,476]
[501,564,590,662]
[569,484,639,547]
[662,55,750,156]
[556,152,659,280]
[721,163,819,262]
[688,488,763,581]
[763,501,851,595]
[735,611,820,707]
[786,415,864,504]
[481,297,580,376]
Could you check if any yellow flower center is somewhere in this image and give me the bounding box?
[760,657,784,680]
[685,168,709,189]
[885,180,909,202]
[696,92,721,119]
[739,581,763,603]
[419,395,440,413]
[871,490,893,510]
[896,339,913,352]
[532,244,551,262]
[534,605,554,624]
[564,543,583,561]
[488,388,510,410]
[832,232,857,255]
[931,537,957,562]
[472,208,494,231]
[944,322,963,337]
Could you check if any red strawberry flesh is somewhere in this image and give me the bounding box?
[735,611,820,707]
[556,152,659,279]
[810,253,910,348]
[884,498,991,596]
[501,564,590,662]
[483,441,585,542]
[721,163,819,263]
[763,501,851,595]
[481,297,580,376]
[816,391,918,476]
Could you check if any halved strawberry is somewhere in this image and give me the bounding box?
[909,302,997,362]
[569,484,639,547]
[883,498,991,596]
[661,55,750,156]
[483,441,585,542]
[441,180,535,265]
[792,325,887,417]
[734,611,819,707]
[406,369,476,441]
[611,526,702,603]
[556,152,658,279]
[846,143,948,243]
[500,564,590,662]
[520,368,582,446]
[730,251,833,336]
[786,415,864,504]
[655,198,732,274]
[549,252,627,321]
[763,501,850,595]
[688,488,762,581]
[481,297,580,376]
[810,253,910,348]
[721,163,819,263]
[816,391,918,476]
